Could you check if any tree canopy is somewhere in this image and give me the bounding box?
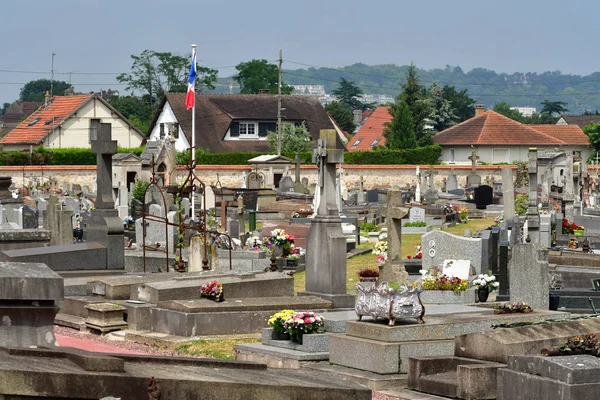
[117,49,218,104]
[325,101,356,133]
[332,78,364,110]
[540,100,569,116]
[584,121,600,161]
[429,82,457,132]
[19,79,72,102]
[108,95,153,134]
[441,85,476,123]
[398,64,433,146]
[267,122,314,153]
[383,101,417,150]
[234,59,292,95]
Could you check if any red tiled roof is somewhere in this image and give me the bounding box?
[0,95,92,145]
[434,110,590,146]
[346,106,392,151]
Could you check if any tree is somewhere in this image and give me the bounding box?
[332,78,364,110]
[584,121,600,160]
[441,85,476,122]
[398,64,432,146]
[0,102,10,117]
[493,102,525,123]
[19,79,72,102]
[108,95,153,134]
[383,101,417,149]
[522,112,558,124]
[234,59,292,95]
[540,100,569,116]
[117,49,217,104]
[429,82,458,132]
[325,101,356,133]
[266,122,314,153]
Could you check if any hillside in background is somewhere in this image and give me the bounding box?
[214,63,600,113]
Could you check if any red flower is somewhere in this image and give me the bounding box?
[407,255,412,259]
[416,253,422,259]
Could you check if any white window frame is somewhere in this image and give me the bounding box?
[239,121,258,139]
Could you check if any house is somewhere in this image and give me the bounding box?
[556,115,600,129]
[0,101,42,131]
[146,93,344,153]
[346,106,392,151]
[434,109,592,165]
[0,93,145,151]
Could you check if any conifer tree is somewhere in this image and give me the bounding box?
[383,102,417,149]
[398,64,432,146]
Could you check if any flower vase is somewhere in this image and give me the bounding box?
[296,332,303,345]
[273,330,290,341]
[290,332,298,343]
[477,287,490,303]
[274,245,284,257]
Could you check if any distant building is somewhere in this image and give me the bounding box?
[510,106,536,117]
[346,106,392,151]
[291,85,326,96]
[557,115,600,129]
[0,101,42,136]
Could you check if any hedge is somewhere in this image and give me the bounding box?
[0,147,144,166]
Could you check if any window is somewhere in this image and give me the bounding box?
[492,148,509,164]
[28,118,41,126]
[239,122,257,138]
[351,137,363,148]
[450,149,455,163]
[371,138,381,148]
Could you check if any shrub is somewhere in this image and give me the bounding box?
[515,194,528,215]
[404,221,427,227]
[360,221,380,233]
[344,145,442,165]
[132,180,149,202]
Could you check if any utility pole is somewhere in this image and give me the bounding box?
[277,48,282,156]
[50,53,56,98]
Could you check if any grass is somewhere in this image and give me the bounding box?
[176,337,261,360]
[292,217,496,293]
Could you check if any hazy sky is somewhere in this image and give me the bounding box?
[1,0,597,104]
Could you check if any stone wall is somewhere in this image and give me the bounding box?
[0,164,519,191]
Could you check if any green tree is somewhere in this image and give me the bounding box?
[540,100,569,116]
[266,122,314,153]
[117,49,218,104]
[0,102,10,117]
[325,101,356,133]
[332,78,364,110]
[493,102,525,123]
[383,101,417,149]
[108,95,153,133]
[442,85,476,122]
[398,64,432,146]
[19,79,72,102]
[584,121,600,160]
[429,82,457,132]
[522,112,558,124]
[234,59,292,95]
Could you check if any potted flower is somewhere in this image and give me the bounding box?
[267,309,295,340]
[471,274,499,302]
[416,270,472,304]
[458,206,468,223]
[199,280,224,302]
[283,311,324,344]
[245,236,262,251]
[263,229,295,257]
[568,237,578,249]
[286,254,300,267]
[372,240,388,257]
[123,216,135,231]
[574,225,585,236]
[358,267,379,282]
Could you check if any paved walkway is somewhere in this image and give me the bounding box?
[55,334,141,355]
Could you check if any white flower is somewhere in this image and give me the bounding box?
[493,282,500,287]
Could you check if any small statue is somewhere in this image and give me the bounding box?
[582,237,591,253]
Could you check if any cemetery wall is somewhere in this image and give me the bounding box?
[0,165,517,191]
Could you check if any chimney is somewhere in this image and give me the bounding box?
[64,87,74,96]
[475,104,485,116]
[44,91,50,106]
[353,109,363,128]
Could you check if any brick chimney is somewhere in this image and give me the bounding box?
[44,91,50,106]
[475,104,485,116]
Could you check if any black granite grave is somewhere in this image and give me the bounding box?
[474,185,493,210]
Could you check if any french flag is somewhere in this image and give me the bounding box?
[185,48,197,110]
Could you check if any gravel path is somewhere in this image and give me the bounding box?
[53,326,210,358]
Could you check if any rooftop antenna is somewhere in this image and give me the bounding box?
[50,53,56,98]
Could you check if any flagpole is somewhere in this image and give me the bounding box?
[191,43,197,221]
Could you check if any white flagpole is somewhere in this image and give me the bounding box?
[191,44,197,221]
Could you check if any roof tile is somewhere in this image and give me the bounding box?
[346,106,392,151]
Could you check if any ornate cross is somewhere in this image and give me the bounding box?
[468,150,479,173]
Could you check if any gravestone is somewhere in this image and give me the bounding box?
[467,150,482,187]
[490,226,499,274]
[497,240,510,301]
[501,168,515,219]
[84,122,125,269]
[366,188,379,203]
[247,171,262,189]
[409,207,425,224]
[22,205,38,229]
[293,153,306,194]
[278,176,294,193]
[148,204,164,218]
[130,199,143,221]
[227,218,240,239]
[448,188,465,197]
[117,185,128,220]
[526,148,541,243]
[509,243,549,310]
[421,230,483,275]
[446,169,458,192]
[36,197,47,228]
[181,197,190,218]
[474,185,493,209]
[0,262,63,348]
[539,213,552,248]
[300,129,354,308]
[379,190,410,284]
[44,196,73,246]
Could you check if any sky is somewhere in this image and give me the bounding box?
[1,0,598,105]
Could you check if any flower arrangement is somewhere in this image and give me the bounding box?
[358,267,379,281]
[283,311,324,335]
[291,212,300,218]
[287,254,300,261]
[443,203,459,215]
[417,271,469,292]
[263,229,295,257]
[375,253,387,266]
[372,240,388,256]
[542,334,600,357]
[494,302,533,314]
[562,218,584,234]
[199,280,224,302]
[268,309,296,333]
[458,206,468,222]
[471,274,500,292]
[246,236,263,250]
[568,237,578,249]
[407,244,422,260]
[465,190,474,200]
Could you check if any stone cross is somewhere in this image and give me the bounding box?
[293,152,306,193]
[564,151,576,221]
[468,150,479,173]
[313,130,341,216]
[380,190,409,284]
[91,123,117,209]
[426,166,438,190]
[526,148,540,243]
